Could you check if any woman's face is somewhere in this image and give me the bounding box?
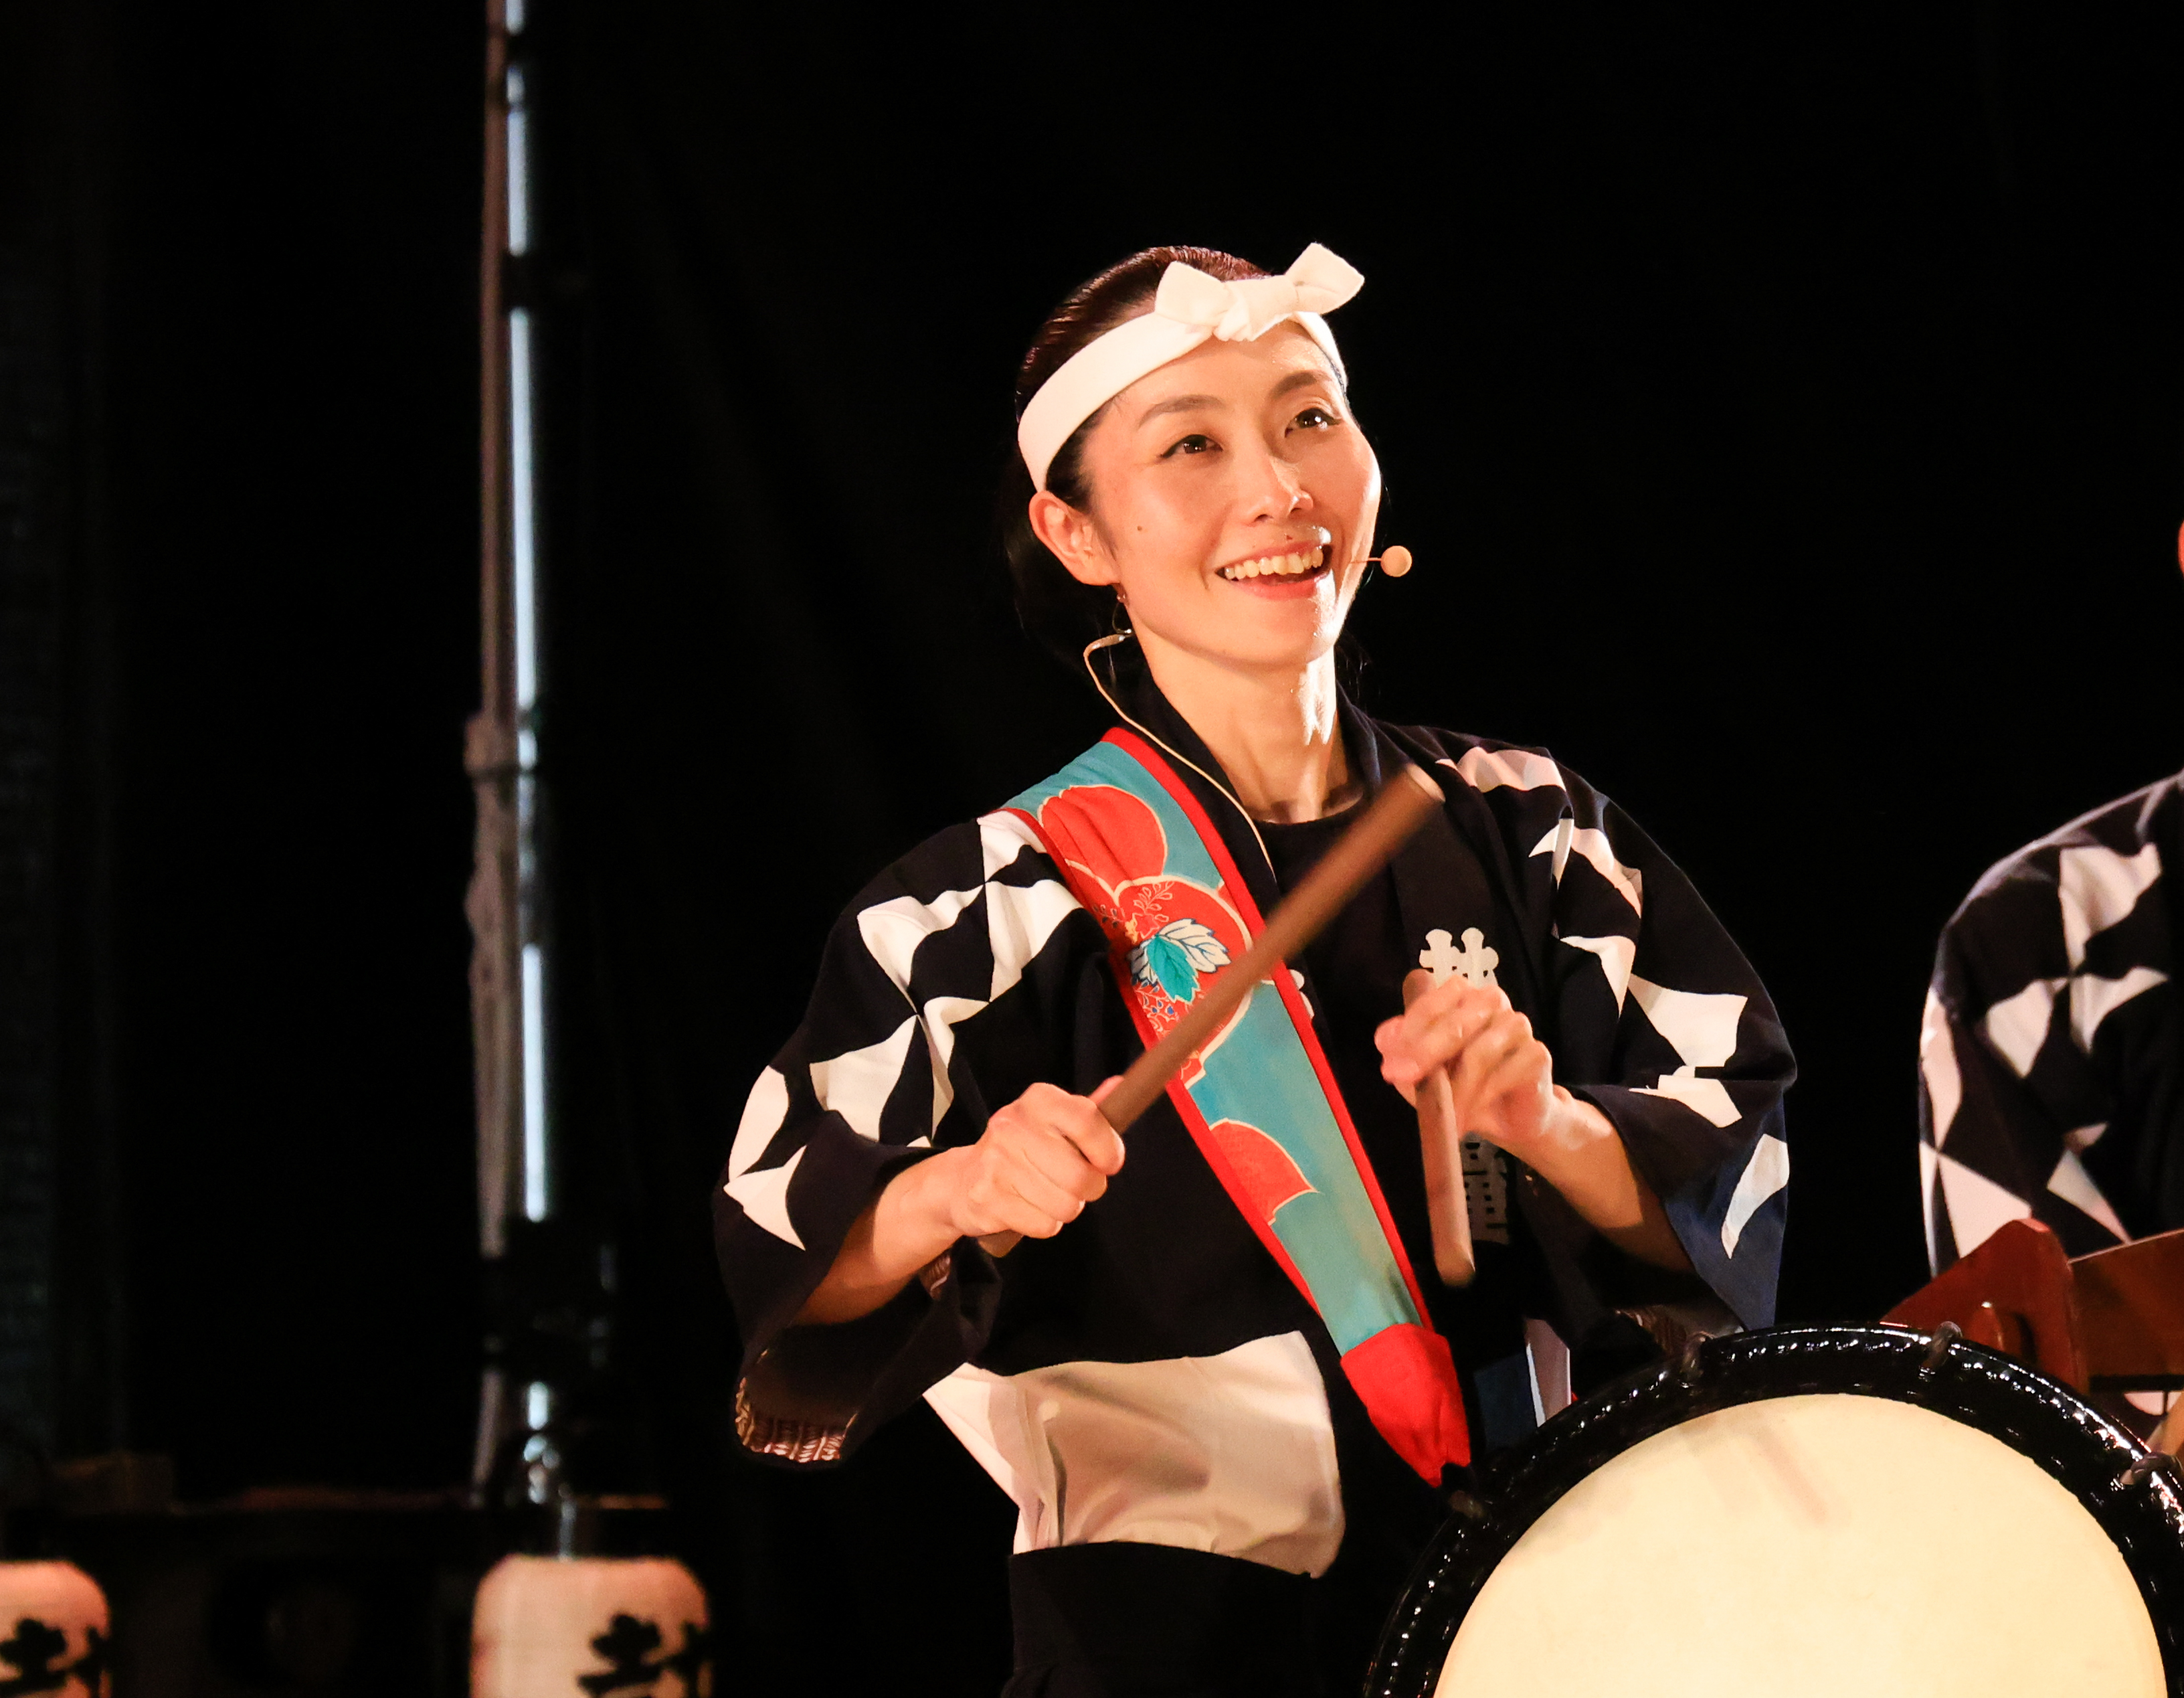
[1032,323,1382,677]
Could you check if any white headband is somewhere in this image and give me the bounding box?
[1016,243,1365,492]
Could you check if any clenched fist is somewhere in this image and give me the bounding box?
[1375,972,1576,1164]
[798,1078,1126,1325]
[939,1079,1127,1242]
[1372,973,1692,1272]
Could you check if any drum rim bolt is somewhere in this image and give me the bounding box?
[2119,1450,2173,1490]
[1675,1332,1709,1386]
[1918,1321,1962,1379]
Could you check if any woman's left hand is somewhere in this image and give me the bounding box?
[1373,974,1584,1165]
[1374,973,1692,1270]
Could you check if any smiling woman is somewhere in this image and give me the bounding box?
[713,245,1797,1696]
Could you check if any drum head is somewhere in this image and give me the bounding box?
[1369,1327,2184,1698]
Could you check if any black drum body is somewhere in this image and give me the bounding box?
[1369,1325,2184,1697]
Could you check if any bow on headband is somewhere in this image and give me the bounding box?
[1152,243,1364,344]
[1016,243,1365,492]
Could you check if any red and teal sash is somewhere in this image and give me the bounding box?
[1005,729,1470,1481]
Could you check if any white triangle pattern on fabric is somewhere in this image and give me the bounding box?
[858,883,984,996]
[1627,976,1745,1069]
[2057,841,2162,970]
[2047,1147,2128,1243]
[1918,987,1962,1147]
[1981,976,2066,1077]
[2068,966,2169,1053]
[1445,748,1566,796]
[1530,823,1643,915]
[809,1017,917,1141]
[986,877,1081,1002]
[1560,934,1635,1009]
[922,995,988,1130]
[1532,817,1573,883]
[1632,1068,1740,1129]
[1720,1132,1790,1258]
[1919,1140,1942,1274]
[978,811,1044,880]
[724,1144,807,1249]
[1936,1149,2033,1256]
[729,1066,792,1181]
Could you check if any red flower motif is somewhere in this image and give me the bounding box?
[1036,786,1250,1043]
[1203,1118,1317,1225]
[1036,786,1170,930]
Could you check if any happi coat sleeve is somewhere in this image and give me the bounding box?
[714,810,1103,1463]
[1916,772,2184,1272]
[1403,732,1797,1331]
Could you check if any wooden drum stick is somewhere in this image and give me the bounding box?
[1404,969,1477,1287]
[980,763,1445,1257]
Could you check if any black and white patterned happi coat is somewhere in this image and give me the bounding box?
[715,673,1793,1580]
[1919,771,2184,1272]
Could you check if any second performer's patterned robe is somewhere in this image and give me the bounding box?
[1919,770,2184,1270]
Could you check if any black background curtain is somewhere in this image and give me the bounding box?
[13,3,2184,1691]
[4,0,484,1491]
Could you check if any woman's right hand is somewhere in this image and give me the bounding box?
[796,1078,1124,1325]
[937,1078,1125,1241]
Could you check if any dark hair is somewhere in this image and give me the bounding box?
[996,247,1270,672]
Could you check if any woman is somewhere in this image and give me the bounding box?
[716,244,1795,1695]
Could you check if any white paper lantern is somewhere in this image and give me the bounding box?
[472,1554,709,1697]
[0,1561,109,1695]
